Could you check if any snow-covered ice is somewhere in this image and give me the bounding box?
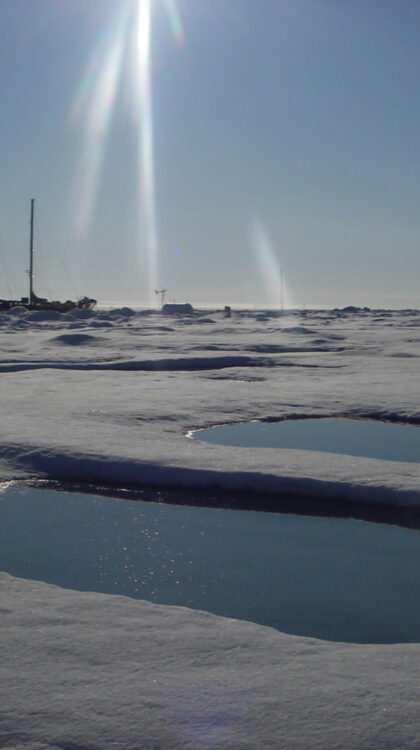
[0,306,419,748]
[0,306,419,507]
[0,574,420,750]
[1,572,419,750]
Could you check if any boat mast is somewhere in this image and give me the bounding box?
[29,198,35,304]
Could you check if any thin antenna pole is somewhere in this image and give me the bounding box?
[280,268,284,311]
[29,198,35,303]
[155,288,167,307]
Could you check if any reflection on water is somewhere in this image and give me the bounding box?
[0,487,419,644]
[193,418,420,463]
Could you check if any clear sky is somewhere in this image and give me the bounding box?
[0,0,420,309]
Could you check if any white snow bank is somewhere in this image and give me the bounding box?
[2,442,420,510]
[0,354,272,372]
[1,572,419,750]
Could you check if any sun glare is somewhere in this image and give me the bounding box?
[133,0,159,303]
[70,5,130,235]
[163,0,184,47]
[70,0,183,304]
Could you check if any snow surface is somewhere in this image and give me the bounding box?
[1,572,419,750]
[0,306,419,748]
[0,306,419,507]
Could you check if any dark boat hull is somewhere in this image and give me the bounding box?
[0,296,96,313]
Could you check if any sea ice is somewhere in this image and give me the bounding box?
[0,306,419,749]
[0,306,418,508]
[1,572,419,750]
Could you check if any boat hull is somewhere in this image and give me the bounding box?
[0,296,96,313]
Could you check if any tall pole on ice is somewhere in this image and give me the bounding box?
[280,268,284,312]
[29,198,35,304]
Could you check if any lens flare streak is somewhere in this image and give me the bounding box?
[70,0,184,304]
[252,217,293,310]
[133,0,159,301]
[163,0,184,47]
[71,6,130,234]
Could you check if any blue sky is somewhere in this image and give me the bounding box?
[0,0,420,309]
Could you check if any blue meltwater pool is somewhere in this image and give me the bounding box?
[0,486,419,644]
[191,417,420,463]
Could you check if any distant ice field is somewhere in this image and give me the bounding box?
[0,305,419,513]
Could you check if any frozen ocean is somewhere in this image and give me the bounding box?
[1,305,419,749]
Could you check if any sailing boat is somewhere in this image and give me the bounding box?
[0,199,96,313]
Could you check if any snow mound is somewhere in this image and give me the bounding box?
[3,305,29,317]
[287,326,315,334]
[66,307,96,320]
[26,309,63,322]
[51,333,102,346]
[1,572,418,750]
[101,306,135,318]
